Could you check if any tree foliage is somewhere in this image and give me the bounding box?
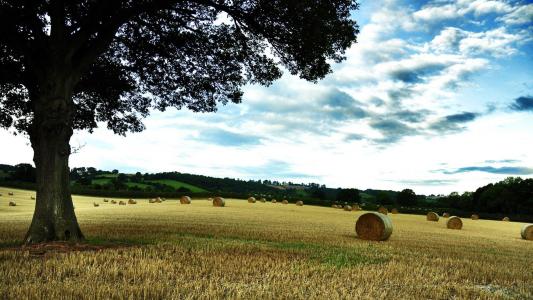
[0,0,359,135]
[396,188,417,206]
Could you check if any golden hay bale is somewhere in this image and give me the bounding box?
[355,212,393,241]
[93,202,100,207]
[471,214,479,220]
[331,204,337,208]
[442,212,450,218]
[248,197,256,203]
[148,198,155,203]
[272,199,277,203]
[344,205,352,211]
[391,208,399,214]
[119,201,126,205]
[352,204,361,211]
[213,197,225,207]
[111,200,117,204]
[128,199,137,204]
[378,206,388,215]
[8,201,16,206]
[296,200,303,206]
[521,224,533,240]
[446,216,463,230]
[282,200,288,204]
[427,212,439,222]
[8,192,14,196]
[502,217,510,222]
[180,196,191,204]
[103,199,109,202]
[260,198,266,203]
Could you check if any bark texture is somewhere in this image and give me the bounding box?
[24,73,84,244]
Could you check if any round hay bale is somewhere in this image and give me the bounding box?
[213,197,225,207]
[119,201,126,205]
[282,200,288,204]
[378,206,388,215]
[93,202,100,207]
[180,196,191,204]
[344,205,352,211]
[502,217,510,222]
[8,192,14,196]
[331,204,337,208]
[128,199,137,204]
[391,208,399,214]
[446,216,463,230]
[442,212,450,218]
[103,198,109,202]
[111,200,117,204]
[272,199,277,203]
[8,201,16,206]
[427,212,439,222]
[295,200,303,206]
[247,197,256,203]
[260,198,266,203]
[521,224,533,240]
[471,214,479,220]
[355,212,393,241]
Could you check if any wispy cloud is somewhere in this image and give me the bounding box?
[443,166,533,175]
[194,128,262,147]
[510,96,533,112]
[389,179,459,186]
[429,112,479,133]
[236,160,319,180]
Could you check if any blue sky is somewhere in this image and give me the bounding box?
[1,0,532,194]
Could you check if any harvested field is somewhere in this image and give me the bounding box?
[0,187,532,299]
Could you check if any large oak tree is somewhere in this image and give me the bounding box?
[0,0,359,244]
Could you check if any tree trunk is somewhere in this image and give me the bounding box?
[24,76,84,244]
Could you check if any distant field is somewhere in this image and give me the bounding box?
[89,177,206,192]
[0,186,532,299]
[91,178,113,185]
[145,179,207,192]
[360,192,374,201]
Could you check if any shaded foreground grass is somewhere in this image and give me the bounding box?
[0,187,532,299]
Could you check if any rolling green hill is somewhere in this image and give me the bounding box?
[145,179,207,193]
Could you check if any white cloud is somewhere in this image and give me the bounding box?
[499,4,533,25]
[414,0,513,22]
[458,27,523,56]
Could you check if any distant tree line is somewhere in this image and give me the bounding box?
[1,163,531,216]
[438,177,533,215]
